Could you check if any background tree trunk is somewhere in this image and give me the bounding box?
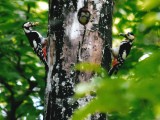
[44,0,113,119]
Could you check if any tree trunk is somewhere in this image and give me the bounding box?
[44,0,113,119]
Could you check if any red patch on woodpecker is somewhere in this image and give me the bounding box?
[42,47,47,60]
[112,58,118,66]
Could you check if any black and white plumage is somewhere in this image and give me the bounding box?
[108,32,135,76]
[22,22,48,67]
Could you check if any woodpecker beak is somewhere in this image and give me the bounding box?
[119,33,126,37]
[119,32,135,40]
[32,22,39,26]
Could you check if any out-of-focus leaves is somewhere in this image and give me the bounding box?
[72,98,99,120]
[134,52,160,78]
[72,51,160,120]
[142,12,160,28]
[136,0,160,31]
[74,76,103,98]
[138,0,160,11]
[75,62,107,77]
[0,0,47,119]
[73,76,131,120]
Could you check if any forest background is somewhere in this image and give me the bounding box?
[0,0,159,119]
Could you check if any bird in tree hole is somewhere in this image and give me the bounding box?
[77,1,91,26]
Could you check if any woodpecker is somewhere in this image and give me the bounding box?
[108,32,135,76]
[22,22,48,67]
[77,6,91,26]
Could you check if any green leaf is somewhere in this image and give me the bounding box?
[75,62,107,77]
[139,0,160,11]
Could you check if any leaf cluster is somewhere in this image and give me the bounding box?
[72,51,160,119]
[0,0,48,119]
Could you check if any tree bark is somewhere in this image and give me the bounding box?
[44,0,113,119]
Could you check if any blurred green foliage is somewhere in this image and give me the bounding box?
[72,0,160,120]
[0,0,48,119]
[72,52,160,120]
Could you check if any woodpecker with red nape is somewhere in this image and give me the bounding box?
[108,32,135,76]
[22,22,48,68]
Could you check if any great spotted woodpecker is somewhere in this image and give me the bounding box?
[108,32,135,76]
[77,6,91,26]
[22,22,48,67]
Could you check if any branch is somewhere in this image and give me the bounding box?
[15,61,38,107]
[0,77,14,95]
[0,77,15,117]
[26,4,30,20]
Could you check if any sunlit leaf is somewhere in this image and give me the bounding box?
[142,12,160,28]
[138,0,160,11]
[75,62,107,77]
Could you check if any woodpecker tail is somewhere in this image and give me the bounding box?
[108,64,119,76]
[108,60,124,76]
[42,46,47,60]
[112,58,118,66]
[34,43,48,68]
[42,47,48,71]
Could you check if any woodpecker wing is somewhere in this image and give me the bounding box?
[109,40,133,76]
[118,41,132,62]
[25,30,47,66]
[33,42,47,66]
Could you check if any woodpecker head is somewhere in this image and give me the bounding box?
[22,22,39,33]
[77,7,91,26]
[119,32,135,40]
[22,22,39,30]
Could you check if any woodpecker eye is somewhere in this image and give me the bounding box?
[29,22,33,26]
[23,22,32,28]
[127,33,135,40]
